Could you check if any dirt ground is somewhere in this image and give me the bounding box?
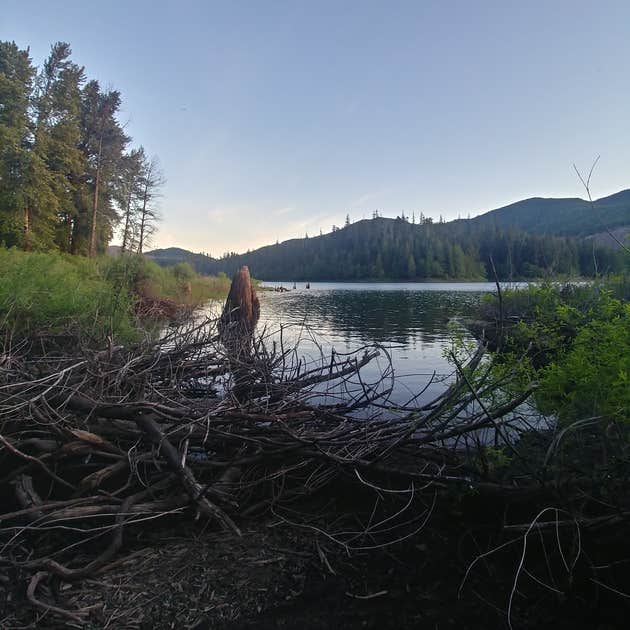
[0,504,629,630]
[2,511,628,630]
[0,512,480,629]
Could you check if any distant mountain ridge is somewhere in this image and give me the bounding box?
[466,189,630,237]
[147,190,630,281]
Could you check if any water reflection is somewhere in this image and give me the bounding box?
[252,283,497,406]
[261,288,484,346]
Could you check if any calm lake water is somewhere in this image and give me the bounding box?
[241,282,524,409]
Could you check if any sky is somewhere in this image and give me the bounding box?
[2,0,630,254]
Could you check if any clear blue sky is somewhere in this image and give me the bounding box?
[2,0,630,254]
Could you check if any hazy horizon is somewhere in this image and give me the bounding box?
[145,187,622,256]
[3,0,630,255]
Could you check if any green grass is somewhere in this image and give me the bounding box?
[0,249,232,347]
[0,248,138,344]
[103,256,232,303]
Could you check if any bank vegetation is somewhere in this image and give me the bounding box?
[0,263,629,628]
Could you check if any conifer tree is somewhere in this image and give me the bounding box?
[136,154,164,253]
[117,147,145,252]
[0,42,37,248]
[33,42,85,251]
[0,39,161,256]
[406,252,416,278]
[77,81,128,256]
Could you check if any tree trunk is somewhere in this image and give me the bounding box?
[88,135,103,258]
[24,206,32,251]
[121,183,134,252]
[137,182,148,254]
[70,216,80,255]
[219,266,260,342]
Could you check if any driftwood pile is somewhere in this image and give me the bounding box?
[0,270,628,626]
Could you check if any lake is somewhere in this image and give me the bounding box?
[241,281,524,410]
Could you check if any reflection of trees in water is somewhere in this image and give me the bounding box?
[256,289,487,407]
[261,290,485,346]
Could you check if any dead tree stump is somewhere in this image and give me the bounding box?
[219,267,261,400]
[219,266,260,350]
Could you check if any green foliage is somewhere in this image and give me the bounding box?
[0,250,233,347]
[102,255,231,304]
[0,41,36,249]
[445,319,478,363]
[0,248,137,343]
[0,39,159,257]
[482,282,615,365]
[483,279,630,425]
[172,262,196,282]
[537,301,630,423]
[149,216,624,282]
[476,446,512,476]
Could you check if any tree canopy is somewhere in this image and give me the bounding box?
[148,216,628,281]
[0,40,162,255]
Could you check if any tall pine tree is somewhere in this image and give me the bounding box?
[0,42,38,248]
[32,42,85,251]
[75,81,128,255]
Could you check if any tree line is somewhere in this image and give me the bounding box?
[152,216,627,281]
[0,40,163,255]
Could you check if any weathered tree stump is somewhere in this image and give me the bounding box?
[218,265,260,357]
[218,266,261,399]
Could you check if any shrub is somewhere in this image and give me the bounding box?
[537,300,630,424]
[172,262,196,282]
[482,278,630,425]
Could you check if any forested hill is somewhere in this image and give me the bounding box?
[147,214,627,282]
[466,189,630,237]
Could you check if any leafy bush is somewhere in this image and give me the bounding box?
[172,262,196,282]
[537,300,630,423]
[484,281,625,365]
[482,278,630,425]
